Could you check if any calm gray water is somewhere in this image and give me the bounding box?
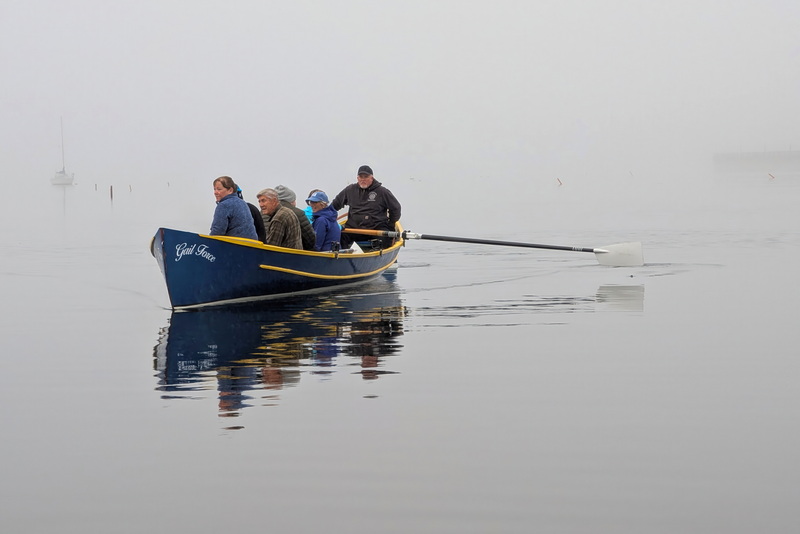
[2,176,798,533]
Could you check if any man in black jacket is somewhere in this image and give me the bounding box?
[331,165,402,249]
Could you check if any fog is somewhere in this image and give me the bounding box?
[3,1,799,232]
[3,6,800,530]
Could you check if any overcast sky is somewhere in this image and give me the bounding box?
[2,0,799,228]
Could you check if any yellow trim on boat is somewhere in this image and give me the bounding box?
[259,258,397,279]
[201,239,404,257]
[199,222,405,258]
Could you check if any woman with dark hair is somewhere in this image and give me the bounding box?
[210,176,258,240]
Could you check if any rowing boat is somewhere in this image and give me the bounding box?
[151,224,403,309]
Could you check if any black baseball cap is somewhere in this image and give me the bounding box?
[357,165,373,176]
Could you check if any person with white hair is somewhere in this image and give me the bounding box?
[256,188,302,249]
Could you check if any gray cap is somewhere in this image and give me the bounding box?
[274,184,296,203]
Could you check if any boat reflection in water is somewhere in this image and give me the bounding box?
[153,277,405,417]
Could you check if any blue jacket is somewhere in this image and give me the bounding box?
[210,193,258,239]
[311,205,342,251]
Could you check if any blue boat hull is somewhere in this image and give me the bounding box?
[152,226,403,309]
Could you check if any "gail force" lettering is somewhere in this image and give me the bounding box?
[174,242,216,263]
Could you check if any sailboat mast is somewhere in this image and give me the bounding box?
[60,116,66,172]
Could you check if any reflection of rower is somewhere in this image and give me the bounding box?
[152,279,406,417]
[217,365,260,415]
[339,312,404,379]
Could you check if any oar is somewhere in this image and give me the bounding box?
[342,228,644,267]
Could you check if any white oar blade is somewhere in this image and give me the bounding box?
[594,242,644,267]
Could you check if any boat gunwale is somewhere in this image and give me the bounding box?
[197,227,405,258]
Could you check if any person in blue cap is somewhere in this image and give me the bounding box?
[305,190,342,252]
[304,188,322,224]
[331,165,401,249]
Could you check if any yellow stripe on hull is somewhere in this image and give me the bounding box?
[259,259,397,280]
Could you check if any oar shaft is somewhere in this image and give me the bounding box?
[416,233,596,253]
[342,228,400,238]
[341,228,595,253]
[341,228,642,266]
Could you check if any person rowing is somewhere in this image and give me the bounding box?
[331,165,401,249]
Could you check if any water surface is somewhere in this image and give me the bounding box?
[2,178,798,533]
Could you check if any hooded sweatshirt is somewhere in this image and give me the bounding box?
[330,178,401,231]
[311,205,342,251]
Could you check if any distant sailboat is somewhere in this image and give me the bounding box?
[51,117,75,185]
